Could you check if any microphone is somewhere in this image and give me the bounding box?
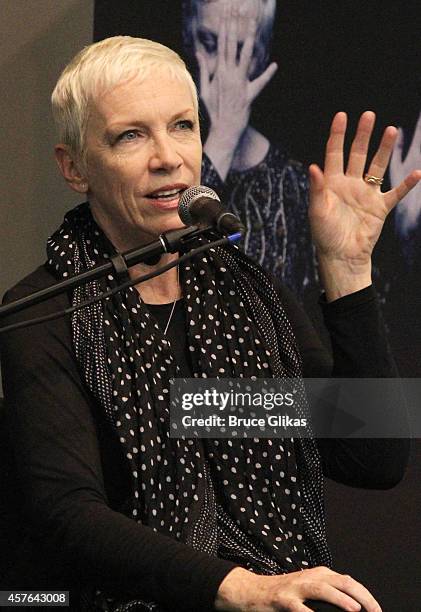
[178,186,245,235]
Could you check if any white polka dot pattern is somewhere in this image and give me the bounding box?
[46,203,331,584]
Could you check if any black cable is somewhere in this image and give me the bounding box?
[0,236,231,335]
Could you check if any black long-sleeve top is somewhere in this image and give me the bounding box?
[0,265,409,611]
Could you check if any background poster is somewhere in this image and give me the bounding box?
[94,0,421,377]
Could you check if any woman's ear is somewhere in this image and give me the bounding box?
[54,144,88,194]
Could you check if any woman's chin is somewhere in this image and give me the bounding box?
[138,216,186,244]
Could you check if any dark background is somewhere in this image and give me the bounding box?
[94,2,421,608]
[94,0,421,376]
[94,0,420,165]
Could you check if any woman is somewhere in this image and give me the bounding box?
[1,36,419,612]
[182,0,317,298]
[390,109,421,264]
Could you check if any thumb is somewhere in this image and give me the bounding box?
[308,164,326,215]
[309,164,325,193]
[248,62,278,101]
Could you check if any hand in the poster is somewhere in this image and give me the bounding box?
[389,111,421,236]
[196,0,277,180]
[215,565,382,611]
[309,111,421,301]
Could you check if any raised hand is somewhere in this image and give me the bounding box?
[195,0,277,180]
[390,111,421,237]
[308,111,421,301]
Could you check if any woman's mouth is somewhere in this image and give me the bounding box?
[145,187,185,209]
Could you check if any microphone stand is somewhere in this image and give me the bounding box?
[0,225,213,320]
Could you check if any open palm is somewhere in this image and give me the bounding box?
[309,111,421,265]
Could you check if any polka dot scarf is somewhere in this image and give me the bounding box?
[47,203,331,594]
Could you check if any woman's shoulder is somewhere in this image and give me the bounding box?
[1,264,70,344]
[3,264,58,304]
[266,145,308,179]
[233,136,309,185]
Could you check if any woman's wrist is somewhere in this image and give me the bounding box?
[317,254,372,302]
[204,132,238,182]
[214,566,255,611]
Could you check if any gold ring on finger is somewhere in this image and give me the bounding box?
[364,174,384,186]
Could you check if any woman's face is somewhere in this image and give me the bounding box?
[191,0,273,79]
[82,70,202,251]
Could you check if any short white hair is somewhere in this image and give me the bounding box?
[51,36,199,163]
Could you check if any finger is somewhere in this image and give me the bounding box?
[331,574,382,612]
[384,169,421,211]
[389,127,404,181]
[366,125,398,180]
[308,163,325,195]
[308,164,326,226]
[324,112,347,177]
[239,7,258,74]
[216,1,229,69]
[346,110,376,177]
[226,1,239,66]
[196,51,210,99]
[248,62,278,100]
[302,585,363,612]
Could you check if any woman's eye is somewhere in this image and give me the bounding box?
[175,120,194,130]
[197,30,217,54]
[118,130,139,142]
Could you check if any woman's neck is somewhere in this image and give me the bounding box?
[90,209,181,305]
[231,126,270,172]
[129,253,180,305]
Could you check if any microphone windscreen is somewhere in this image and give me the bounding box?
[178,185,221,225]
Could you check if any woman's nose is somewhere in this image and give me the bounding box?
[148,135,183,173]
